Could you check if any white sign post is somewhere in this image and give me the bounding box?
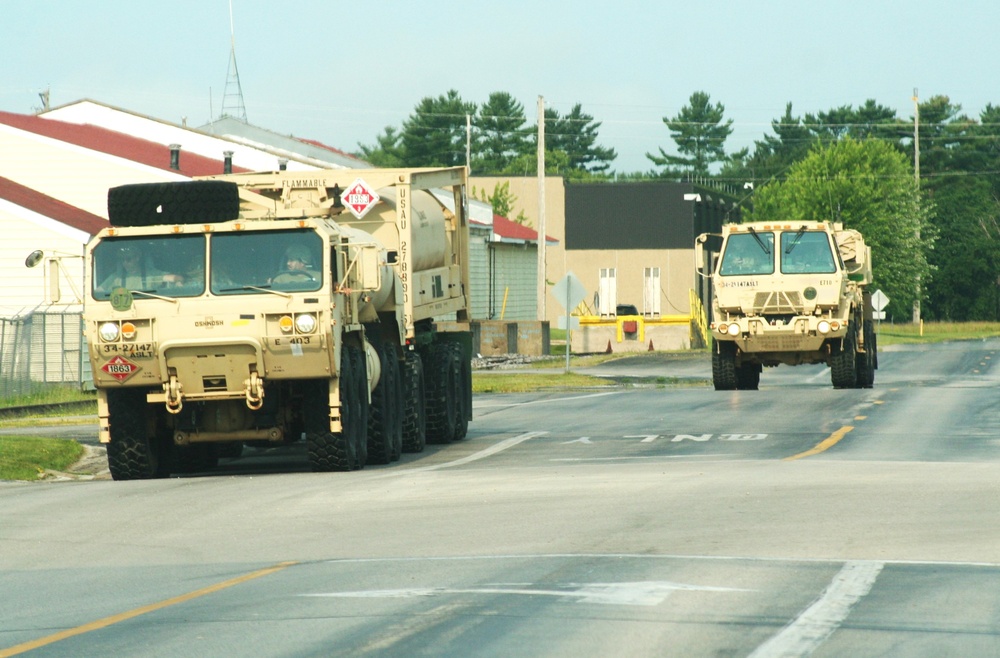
[551,272,587,372]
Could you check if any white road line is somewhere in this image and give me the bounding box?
[406,431,547,472]
[323,553,1000,569]
[474,391,620,409]
[748,560,884,658]
[302,580,749,606]
[551,455,739,462]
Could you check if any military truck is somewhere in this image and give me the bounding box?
[695,221,876,390]
[83,167,473,480]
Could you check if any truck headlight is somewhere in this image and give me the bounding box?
[294,313,316,334]
[817,320,831,334]
[717,323,729,335]
[727,324,740,337]
[99,322,120,342]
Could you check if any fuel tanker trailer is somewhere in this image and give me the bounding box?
[84,167,473,480]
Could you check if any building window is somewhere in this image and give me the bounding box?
[643,267,661,317]
[598,268,617,316]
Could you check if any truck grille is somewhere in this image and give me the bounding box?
[752,291,802,314]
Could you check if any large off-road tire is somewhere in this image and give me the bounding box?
[350,345,369,469]
[424,342,459,444]
[448,342,471,441]
[106,388,167,480]
[305,349,357,472]
[712,341,739,391]
[367,341,402,465]
[830,322,859,389]
[107,181,240,227]
[736,363,761,390]
[856,320,876,389]
[401,351,427,453]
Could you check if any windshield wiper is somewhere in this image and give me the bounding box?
[784,226,808,254]
[747,227,771,254]
[131,290,179,304]
[240,285,291,299]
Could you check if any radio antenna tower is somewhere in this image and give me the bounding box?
[220,0,248,122]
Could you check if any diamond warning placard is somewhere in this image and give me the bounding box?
[101,355,140,382]
[341,178,380,219]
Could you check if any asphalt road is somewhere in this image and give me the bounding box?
[2,339,1000,657]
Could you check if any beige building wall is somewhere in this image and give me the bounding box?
[470,176,697,325]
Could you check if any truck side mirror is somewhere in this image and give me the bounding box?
[694,235,707,274]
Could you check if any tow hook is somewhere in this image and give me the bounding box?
[245,371,264,410]
[164,375,183,414]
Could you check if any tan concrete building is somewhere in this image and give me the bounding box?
[471,176,742,351]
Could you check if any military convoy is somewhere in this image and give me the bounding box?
[83,167,473,480]
[696,221,876,390]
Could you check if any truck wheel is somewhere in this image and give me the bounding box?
[401,351,427,453]
[712,341,738,391]
[856,321,876,388]
[349,345,369,469]
[425,342,458,444]
[449,342,471,441]
[736,363,761,390]
[367,341,401,465]
[305,349,357,472]
[830,323,859,389]
[106,388,166,480]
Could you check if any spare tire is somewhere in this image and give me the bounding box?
[108,180,240,227]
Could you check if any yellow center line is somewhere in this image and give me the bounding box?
[0,561,297,657]
[784,426,854,461]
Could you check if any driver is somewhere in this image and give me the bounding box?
[272,245,319,284]
[99,244,183,291]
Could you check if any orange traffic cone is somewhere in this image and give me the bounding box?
[648,339,654,351]
[605,340,612,353]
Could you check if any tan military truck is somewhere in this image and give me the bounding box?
[84,167,473,480]
[695,221,876,390]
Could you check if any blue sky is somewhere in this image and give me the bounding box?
[3,0,998,173]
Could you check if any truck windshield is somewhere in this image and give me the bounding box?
[92,235,205,300]
[210,229,324,295]
[780,231,837,274]
[718,232,775,276]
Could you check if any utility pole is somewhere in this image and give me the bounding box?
[465,113,471,172]
[912,88,921,324]
[537,95,547,323]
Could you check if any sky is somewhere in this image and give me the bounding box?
[3,0,999,174]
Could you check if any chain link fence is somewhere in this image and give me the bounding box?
[0,310,89,398]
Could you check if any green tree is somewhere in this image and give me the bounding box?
[750,138,934,318]
[356,125,405,167]
[914,97,1000,320]
[803,99,901,143]
[472,180,531,225]
[400,89,476,167]
[543,104,617,173]
[472,92,532,174]
[720,103,814,188]
[648,91,733,177]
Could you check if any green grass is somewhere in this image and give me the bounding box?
[877,321,1000,345]
[0,384,95,409]
[0,435,85,481]
[473,371,613,393]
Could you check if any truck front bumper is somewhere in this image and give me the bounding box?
[711,316,847,353]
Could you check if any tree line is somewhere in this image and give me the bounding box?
[356,89,1000,322]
